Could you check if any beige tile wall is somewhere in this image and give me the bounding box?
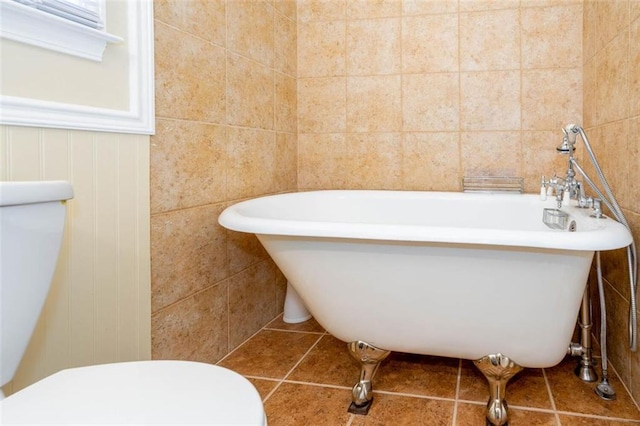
[297,0,582,192]
[150,0,296,362]
[583,0,640,404]
[148,0,640,408]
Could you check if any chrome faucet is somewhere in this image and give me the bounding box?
[541,125,604,217]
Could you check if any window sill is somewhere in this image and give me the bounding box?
[0,0,122,62]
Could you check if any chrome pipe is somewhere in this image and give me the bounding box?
[574,285,598,382]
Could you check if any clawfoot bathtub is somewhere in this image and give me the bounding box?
[219,190,631,425]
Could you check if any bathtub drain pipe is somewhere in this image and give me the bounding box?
[572,286,598,382]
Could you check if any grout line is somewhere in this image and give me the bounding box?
[452,358,462,425]
[261,332,326,404]
[281,380,351,391]
[373,389,457,403]
[262,327,325,335]
[555,410,640,423]
[541,368,561,426]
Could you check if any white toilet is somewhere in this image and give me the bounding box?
[0,181,266,425]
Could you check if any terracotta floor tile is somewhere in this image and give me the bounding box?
[374,352,459,399]
[247,377,279,400]
[350,393,455,426]
[546,356,640,420]
[264,382,352,426]
[265,314,325,333]
[218,330,321,379]
[558,414,640,425]
[456,403,557,426]
[457,360,489,403]
[287,334,360,387]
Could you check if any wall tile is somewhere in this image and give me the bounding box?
[226,127,276,201]
[227,53,274,130]
[347,75,402,132]
[154,21,225,123]
[151,204,228,312]
[227,0,274,66]
[633,0,640,21]
[297,0,346,22]
[522,68,582,131]
[274,0,296,20]
[298,20,345,78]
[629,117,640,213]
[154,0,225,46]
[276,73,297,133]
[460,71,521,131]
[344,133,402,189]
[150,119,227,214]
[275,11,297,76]
[459,8,520,71]
[227,229,270,278]
[521,4,582,69]
[604,283,632,387]
[597,0,629,51]
[402,132,461,191]
[459,0,520,13]
[297,77,346,133]
[229,261,278,349]
[152,282,228,363]
[460,131,522,177]
[596,30,630,125]
[402,14,458,73]
[346,0,402,19]
[346,18,401,75]
[275,132,298,192]
[403,73,459,131]
[583,0,598,61]
[631,18,640,117]
[598,120,629,210]
[583,58,597,128]
[402,0,458,15]
[298,133,348,189]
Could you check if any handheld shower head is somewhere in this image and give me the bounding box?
[557,128,576,154]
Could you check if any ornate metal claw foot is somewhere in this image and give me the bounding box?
[473,354,523,426]
[346,340,391,415]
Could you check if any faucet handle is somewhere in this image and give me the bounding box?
[540,176,547,201]
[591,198,605,219]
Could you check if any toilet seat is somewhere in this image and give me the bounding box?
[0,360,266,425]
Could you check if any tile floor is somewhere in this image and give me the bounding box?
[218,314,640,425]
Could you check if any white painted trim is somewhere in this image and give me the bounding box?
[0,0,155,135]
[0,0,121,62]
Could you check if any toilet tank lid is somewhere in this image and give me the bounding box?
[0,181,74,207]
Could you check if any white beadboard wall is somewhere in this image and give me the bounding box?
[0,125,151,394]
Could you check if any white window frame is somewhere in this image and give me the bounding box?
[0,0,155,135]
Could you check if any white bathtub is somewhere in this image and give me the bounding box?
[219,190,631,368]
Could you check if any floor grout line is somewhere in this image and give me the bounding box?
[261,331,327,405]
[542,367,562,426]
[451,358,462,426]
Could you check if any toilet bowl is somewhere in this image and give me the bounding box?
[0,360,265,425]
[0,181,265,425]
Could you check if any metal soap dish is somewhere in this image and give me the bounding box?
[543,208,569,230]
[462,176,524,194]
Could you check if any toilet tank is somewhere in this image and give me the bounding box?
[0,181,73,389]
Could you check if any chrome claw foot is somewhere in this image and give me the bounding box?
[346,341,390,415]
[473,354,523,426]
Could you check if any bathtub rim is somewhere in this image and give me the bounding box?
[219,190,632,252]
